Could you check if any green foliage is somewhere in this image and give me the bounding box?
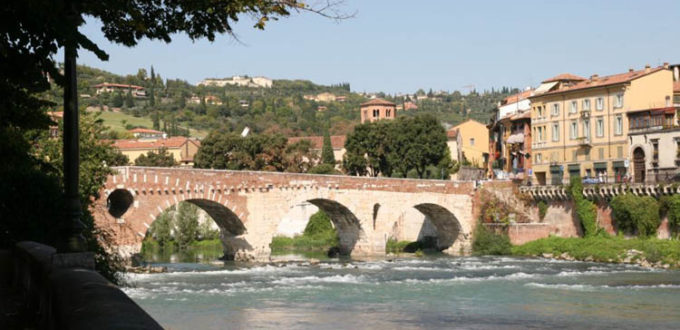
[308,163,339,175]
[124,89,135,108]
[537,200,548,221]
[270,210,339,252]
[149,211,173,246]
[660,195,680,236]
[610,194,661,237]
[385,238,412,254]
[568,176,599,237]
[134,147,177,167]
[343,115,451,179]
[175,202,199,250]
[111,92,124,108]
[321,129,335,165]
[512,236,680,266]
[471,222,512,255]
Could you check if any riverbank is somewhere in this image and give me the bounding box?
[511,236,680,269]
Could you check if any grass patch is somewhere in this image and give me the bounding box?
[385,238,412,253]
[97,110,208,138]
[512,236,680,266]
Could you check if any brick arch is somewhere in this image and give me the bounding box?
[307,198,365,255]
[413,203,463,251]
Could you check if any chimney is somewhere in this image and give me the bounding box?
[645,64,651,73]
[663,62,669,69]
[629,68,634,73]
[590,74,599,81]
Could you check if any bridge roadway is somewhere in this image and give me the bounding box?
[94,166,478,261]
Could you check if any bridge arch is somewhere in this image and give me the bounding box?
[107,189,134,218]
[413,203,462,251]
[307,198,365,256]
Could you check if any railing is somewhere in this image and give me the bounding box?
[576,136,591,146]
[520,183,680,200]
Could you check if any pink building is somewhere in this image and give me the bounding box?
[360,98,397,123]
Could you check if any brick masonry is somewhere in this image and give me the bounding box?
[93,167,479,261]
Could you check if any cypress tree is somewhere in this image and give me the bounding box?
[321,130,335,165]
[125,88,135,108]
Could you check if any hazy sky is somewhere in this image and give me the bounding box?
[75,0,680,94]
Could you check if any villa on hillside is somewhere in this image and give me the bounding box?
[198,76,273,88]
[93,83,146,97]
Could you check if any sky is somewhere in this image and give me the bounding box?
[75,0,680,94]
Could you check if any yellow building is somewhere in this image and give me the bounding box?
[448,119,489,167]
[529,64,674,185]
[111,137,201,166]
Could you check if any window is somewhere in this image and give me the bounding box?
[652,139,659,165]
[373,109,379,118]
[583,120,590,139]
[615,93,623,108]
[582,99,591,111]
[666,96,671,107]
[614,116,623,135]
[585,149,590,161]
[535,153,542,164]
[596,118,604,137]
[598,148,604,160]
[572,150,578,161]
[617,146,623,158]
[538,126,545,142]
[386,109,391,117]
[570,121,578,139]
[552,103,560,116]
[470,138,475,146]
[570,100,578,114]
[596,97,604,110]
[552,122,560,141]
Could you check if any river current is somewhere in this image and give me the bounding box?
[124,256,680,329]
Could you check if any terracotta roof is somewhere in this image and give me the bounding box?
[287,135,346,149]
[128,128,164,134]
[111,137,199,150]
[446,128,458,139]
[538,67,666,96]
[502,89,534,105]
[360,98,396,107]
[94,83,144,90]
[48,111,64,119]
[512,110,532,121]
[674,81,680,93]
[541,73,587,83]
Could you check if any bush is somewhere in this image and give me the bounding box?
[385,238,411,253]
[610,194,660,237]
[304,210,334,237]
[569,176,599,237]
[471,222,511,255]
[308,163,340,175]
[537,200,548,221]
[270,210,339,252]
[660,195,680,236]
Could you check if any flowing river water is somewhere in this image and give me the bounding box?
[125,255,680,329]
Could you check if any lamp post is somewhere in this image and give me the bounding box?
[62,4,86,252]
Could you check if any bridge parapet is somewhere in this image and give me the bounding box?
[520,183,680,200]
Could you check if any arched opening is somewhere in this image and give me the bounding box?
[413,203,462,251]
[307,198,364,256]
[107,189,134,218]
[141,199,249,262]
[633,147,646,183]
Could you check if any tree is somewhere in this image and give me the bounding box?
[175,202,199,250]
[134,147,177,167]
[321,129,335,165]
[150,210,174,247]
[125,89,135,108]
[111,91,124,108]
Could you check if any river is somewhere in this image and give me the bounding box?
[124,255,680,329]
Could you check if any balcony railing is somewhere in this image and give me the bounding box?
[576,136,591,146]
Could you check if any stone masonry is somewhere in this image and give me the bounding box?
[93,167,478,261]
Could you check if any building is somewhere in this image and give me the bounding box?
[111,136,201,166]
[404,101,418,111]
[198,76,272,88]
[94,83,146,97]
[529,64,674,186]
[360,98,397,123]
[487,90,533,181]
[128,128,166,139]
[47,111,63,138]
[446,128,461,162]
[627,107,679,183]
[449,119,489,167]
[287,135,347,166]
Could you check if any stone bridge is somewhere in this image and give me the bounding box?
[93,167,478,261]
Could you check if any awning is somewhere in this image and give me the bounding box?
[506,133,524,144]
[612,161,625,168]
[594,162,607,170]
[550,165,562,173]
[534,81,559,94]
[568,164,580,171]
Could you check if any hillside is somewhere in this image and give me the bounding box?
[41,65,518,138]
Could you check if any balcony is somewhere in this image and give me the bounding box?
[580,110,591,118]
[576,136,591,146]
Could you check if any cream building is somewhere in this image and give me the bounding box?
[529,64,674,185]
[448,119,489,167]
[111,137,201,166]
